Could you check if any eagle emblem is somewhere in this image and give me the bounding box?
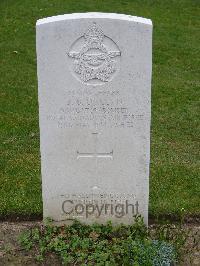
[68,23,121,84]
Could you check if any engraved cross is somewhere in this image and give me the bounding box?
[77,133,113,159]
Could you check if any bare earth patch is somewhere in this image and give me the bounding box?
[0,221,60,265]
[0,221,199,265]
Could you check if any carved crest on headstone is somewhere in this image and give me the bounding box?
[68,23,121,84]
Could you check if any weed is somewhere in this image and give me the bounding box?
[19,216,181,265]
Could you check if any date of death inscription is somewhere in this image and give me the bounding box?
[46,89,145,129]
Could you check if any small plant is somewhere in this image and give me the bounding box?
[19,216,182,265]
[149,222,188,261]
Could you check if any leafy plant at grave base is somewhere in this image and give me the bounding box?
[18,216,185,265]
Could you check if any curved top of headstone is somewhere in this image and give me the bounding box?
[36,12,152,26]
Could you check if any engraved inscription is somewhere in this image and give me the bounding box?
[68,22,121,85]
[46,87,145,129]
[46,95,144,129]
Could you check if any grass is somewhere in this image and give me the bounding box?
[0,0,199,218]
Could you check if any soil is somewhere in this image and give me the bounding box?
[0,221,199,265]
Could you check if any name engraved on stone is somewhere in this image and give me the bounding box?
[46,94,144,129]
[68,22,121,85]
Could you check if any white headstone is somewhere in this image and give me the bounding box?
[36,13,152,225]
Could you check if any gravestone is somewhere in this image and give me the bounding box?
[36,13,152,225]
